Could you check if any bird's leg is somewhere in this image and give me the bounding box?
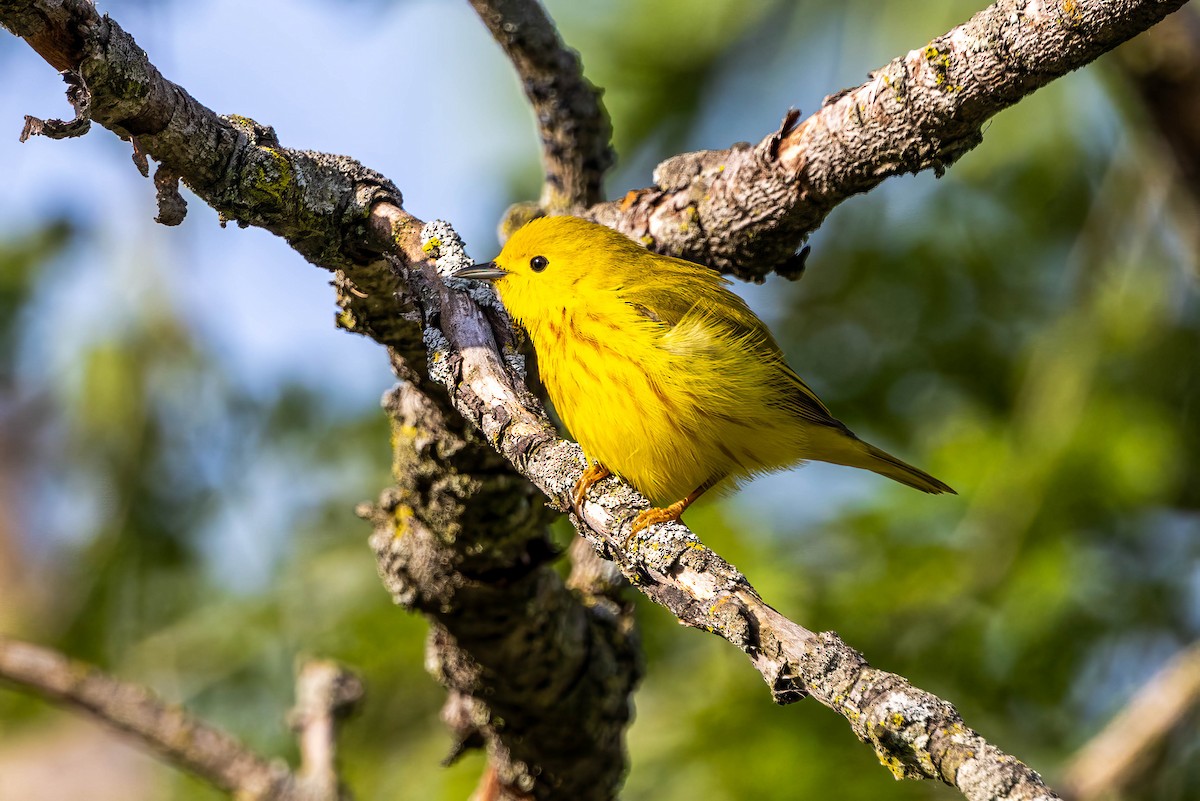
[572,461,612,514]
[628,478,720,541]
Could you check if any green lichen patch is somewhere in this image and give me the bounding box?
[923,43,962,92]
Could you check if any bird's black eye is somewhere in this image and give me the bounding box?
[530,255,549,273]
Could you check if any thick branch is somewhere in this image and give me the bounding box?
[469,0,614,212]
[588,0,1191,281]
[366,374,639,801]
[4,0,1154,798]
[0,636,298,799]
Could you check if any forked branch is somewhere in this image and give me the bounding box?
[3,0,1188,799]
[0,636,358,801]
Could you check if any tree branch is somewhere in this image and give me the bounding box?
[0,635,350,801]
[365,374,640,801]
[290,660,364,800]
[1060,640,1200,801]
[1,4,641,800]
[468,0,614,213]
[417,224,1058,801]
[5,0,1178,798]
[587,0,1191,282]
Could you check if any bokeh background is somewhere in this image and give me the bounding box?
[1,1,1198,799]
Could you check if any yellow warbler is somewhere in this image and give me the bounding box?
[454,216,954,533]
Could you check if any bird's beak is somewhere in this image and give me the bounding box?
[451,262,507,281]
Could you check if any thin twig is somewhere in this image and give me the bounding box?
[290,660,363,801]
[1060,640,1200,801]
[468,0,614,213]
[0,636,295,799]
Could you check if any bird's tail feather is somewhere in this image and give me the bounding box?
[805,427,956,495]
[857,442,955,495]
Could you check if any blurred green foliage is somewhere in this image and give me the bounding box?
[2,1,1198,800]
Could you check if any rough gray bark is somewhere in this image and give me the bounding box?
[588,0,1192,282]
[2,0,1190,799]
[469,0,614,213]
[365,375,639,801]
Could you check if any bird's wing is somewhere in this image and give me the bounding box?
[622,267,846,430]
[775,363,849,431]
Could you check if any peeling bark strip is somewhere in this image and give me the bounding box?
[589,0,1191,282]
[469,0,614,212]
[3,0,1183,799]
[19,69,90,140]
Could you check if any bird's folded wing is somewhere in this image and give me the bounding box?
[624,274,846,431]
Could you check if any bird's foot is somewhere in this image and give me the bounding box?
[626,501,687,545]
[624,478,720,546]
[572,462,611,514]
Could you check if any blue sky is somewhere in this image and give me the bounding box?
[1,0,537,408]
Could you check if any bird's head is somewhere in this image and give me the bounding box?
[452,216,645,329]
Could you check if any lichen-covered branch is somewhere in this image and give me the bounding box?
[468,0,614,213]
[416,225,1059,801]
[0,636,353,801]
[364,371,639,801]
[6,0,1172,798]
[588,0,1191,281]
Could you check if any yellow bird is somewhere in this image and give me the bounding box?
[454,216,954,533]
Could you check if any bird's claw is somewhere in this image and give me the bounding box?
[572,462,611,515]
[624,504,685,546]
